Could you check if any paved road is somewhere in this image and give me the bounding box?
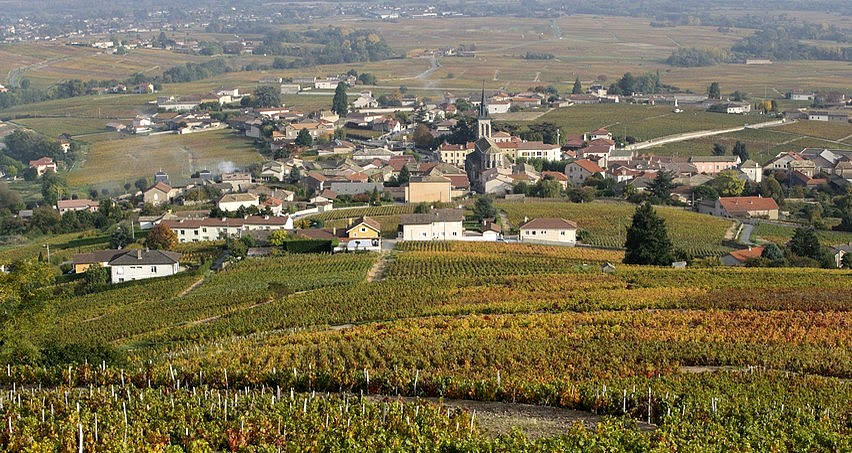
[627,119,786,151]
[739,222,755,245]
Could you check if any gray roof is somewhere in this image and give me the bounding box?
[109,249,181,266]
[400,209,465,225]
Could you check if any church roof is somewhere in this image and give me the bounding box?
[474,137,502,155]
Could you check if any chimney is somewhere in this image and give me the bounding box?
[333,227,336,235]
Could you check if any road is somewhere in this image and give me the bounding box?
[739,222,755,245]
[627,119,786,151]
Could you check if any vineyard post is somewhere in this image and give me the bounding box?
[647,387,651,423]
[497,370,501,388]
[94,413,98,443]
[413,369,419,396]
[78,423,83,453]
[623,389,627,413]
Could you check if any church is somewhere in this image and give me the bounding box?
[465,89,512,193]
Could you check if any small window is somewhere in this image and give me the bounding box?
[151,266,157,273]
[560,231,566,236]
[360,227,366,232]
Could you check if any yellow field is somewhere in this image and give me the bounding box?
[67,128,262,189]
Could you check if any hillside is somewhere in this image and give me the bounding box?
[1,243,849,449]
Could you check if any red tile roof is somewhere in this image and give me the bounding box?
[727,246,765,263]
[541,171,568,181]
[571,159,604,174]
[719,197,779,214]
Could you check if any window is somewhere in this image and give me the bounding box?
[360,227,367,232]
[151,266,157,273]
[202,228,207,232]
[560,231,566,236]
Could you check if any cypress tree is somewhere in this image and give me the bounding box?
[624,202,674,265]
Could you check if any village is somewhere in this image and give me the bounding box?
[16,80,844,285]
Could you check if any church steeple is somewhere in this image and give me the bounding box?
[477,82,492,139]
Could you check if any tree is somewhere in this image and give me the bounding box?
[412,124,434,150]
[109,226,133,249]
[40,173,68,206]
[147,224,177,250]
[81,263,110,293]
[268,230,289,247]
[357,73,377,85]
[648,170,676,203]
[708,82,721,99]
[134,177,149,193]
[761,243,784,260]
[789,226,821,260]
[624,202,674,266]
[398,165,411,185]
[732,141,749,161]
[472,196,497,222]
[295,128,313,147]
[534,176,562,198]
[760,177,784,205]
[691,185,719,204]
[253,85,282,108]
[331,82,348,116]
[843,253,851,269]
[711,170,746,197]
[712,143,727,156]
[572,77,583,94]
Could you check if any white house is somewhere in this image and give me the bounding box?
[518,218,578,246]
[399,209,464,241]
[109,249,182,284]
[515,141,562,161]
[161,216,293,243]
[739,160,763,183]
[218,193,259,212]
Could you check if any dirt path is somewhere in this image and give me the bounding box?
[370,396,656,438]
[366,252,391,282]
[177,277,206,298]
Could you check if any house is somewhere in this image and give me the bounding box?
[519,218,578,246]
[283,121,335,140]
[739,160,763,183]
[72,249,124,274]
[161,216,293,243]
[352,91,378,109]
[763,152,804,173]
[144,182,177,206]
[260,161,288,182]
[699,196,779,220]
[109,249,182,284]
[218,193,259,212]
[399,209,465,241]
[57,198,99,214]
[515,141,562,161]
[303,173,328,192]
[540,171,569,190]
[565,159,604,186]
[220,172,253,192]
[587,128,613,141]
[689,156,741,175]
[405,175,452,203]
[720,246,765,266]
[28,157,57,176]
[344,216,382,250]
[832,243,852,268]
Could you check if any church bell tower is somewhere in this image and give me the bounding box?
[477,84,492,139]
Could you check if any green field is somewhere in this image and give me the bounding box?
[497,199,734,256]
[66,128,262,189]
[751,222,852,247]
[528,104,752,142]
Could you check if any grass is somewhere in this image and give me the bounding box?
[528,104,752,141]
[751,223,852,247]
[66,128,262,189]
[497,199,734,256]
[10,117,115,138]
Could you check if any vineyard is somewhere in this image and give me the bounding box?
[497,200,734,256]
[750,222,852,247]
[2,242,851,449]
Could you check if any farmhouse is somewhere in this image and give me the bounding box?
[217,193,259,212]
[109,249,182,284]
[143,182,178,206]
[28,157,57,176]
[721,246,765,266]
[399,209,464,241]
[57,198,99,214]
[689,156,741,175]
[73,249,124,274]
[344,216,382,251]
[519,218,578,246]
[565,159,604,186]
[699,196,779,220]
[405,175,452,203]
[161,216,293,243]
